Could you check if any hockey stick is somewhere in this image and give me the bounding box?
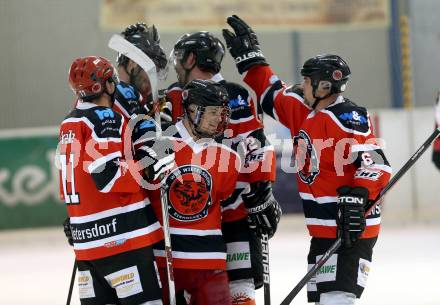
[261,233,271,305]
[280,127,440,305]
[66,260,77,305]
[108,35,176,305]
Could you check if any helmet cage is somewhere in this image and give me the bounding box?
[185,104,231,138]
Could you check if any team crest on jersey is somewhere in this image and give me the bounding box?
[166,165,213,222]
[293,130,320,184]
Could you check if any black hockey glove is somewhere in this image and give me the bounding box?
[336,186,368,248]
[242,181,282,239]
[135,137,175,181]
[63,217,74,247]
[222,15,268,74]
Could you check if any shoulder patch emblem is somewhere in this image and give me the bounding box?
[139,119,156,130]
[116,83,138,100]
[94,108,115,120]
[338,111,368,126]
[229,95,248,108]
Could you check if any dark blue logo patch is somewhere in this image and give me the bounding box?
[94,109,114,120]
[229,95,248,108]
[117,84,137,100]
[139,119,156,129]
[339,111,367,125]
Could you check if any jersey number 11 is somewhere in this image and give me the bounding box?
[59,153,80,204]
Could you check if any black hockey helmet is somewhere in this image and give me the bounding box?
[182,79,230,138]
[301,54,351,95]
[172,31,225,74]
[117,23,168,80]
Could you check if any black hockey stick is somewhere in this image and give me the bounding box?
[280,127,440,305]
[261,233,271,305]
[66,260,77,305]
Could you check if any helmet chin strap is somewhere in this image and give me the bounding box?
[184,106,217,140]
[311,84,332,110]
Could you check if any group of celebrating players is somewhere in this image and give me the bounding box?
[59,15,392,305]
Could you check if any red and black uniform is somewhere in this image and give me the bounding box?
[132,119,242,305]
[243,65,392,301]
[167,74,276,297]
[58,102,163,305]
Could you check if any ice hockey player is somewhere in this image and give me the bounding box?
[223,15,392,305]
[432,91,440,169]
[132,79,242,305]
[59,56,164,305]
[113,22,171,121]
[168,31,281,304]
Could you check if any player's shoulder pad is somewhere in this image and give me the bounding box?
[324,98,370,134]
[115,81,148,117]
[115,81,140,102]
[220,80,251,110]
[70,107,123,139]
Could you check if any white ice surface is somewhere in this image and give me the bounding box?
[1,215,439,305]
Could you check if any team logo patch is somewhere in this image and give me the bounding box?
[91,83,102,93]
[332,69,343,80]
[293,130,320,184]
[78,270,95,299]
[166,165,213,222]
[116,83,138,100]
[339,111,368,125]
[104,266,143,298]
[315,254,338,283]
[357,258,371,288]
[229,95,248,108]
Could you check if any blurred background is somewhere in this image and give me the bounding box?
[0,0,439,304]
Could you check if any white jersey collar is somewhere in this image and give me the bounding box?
[76,101,100,110]
[211,73,224,83]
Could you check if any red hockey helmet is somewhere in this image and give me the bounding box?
[68,56,116,100]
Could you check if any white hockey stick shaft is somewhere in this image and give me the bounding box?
[108,35,176,305]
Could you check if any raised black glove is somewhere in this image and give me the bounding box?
[222,15,268,74]
[336,186,368,248]
[242,181,282,239]
[63,217,73,246]
[135,136,175,181]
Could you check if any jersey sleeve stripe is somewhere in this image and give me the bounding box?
[70,199,150,223]
[299,192,338,204]
[87,151,122,173]
[351,144,382,152]
[96,167,121,193]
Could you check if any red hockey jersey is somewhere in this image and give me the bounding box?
[244,65,392,239]
[166,74,276,223]
[132,120,241,270]
[58,102,162,261]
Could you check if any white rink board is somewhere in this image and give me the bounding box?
[1,215,439,305]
